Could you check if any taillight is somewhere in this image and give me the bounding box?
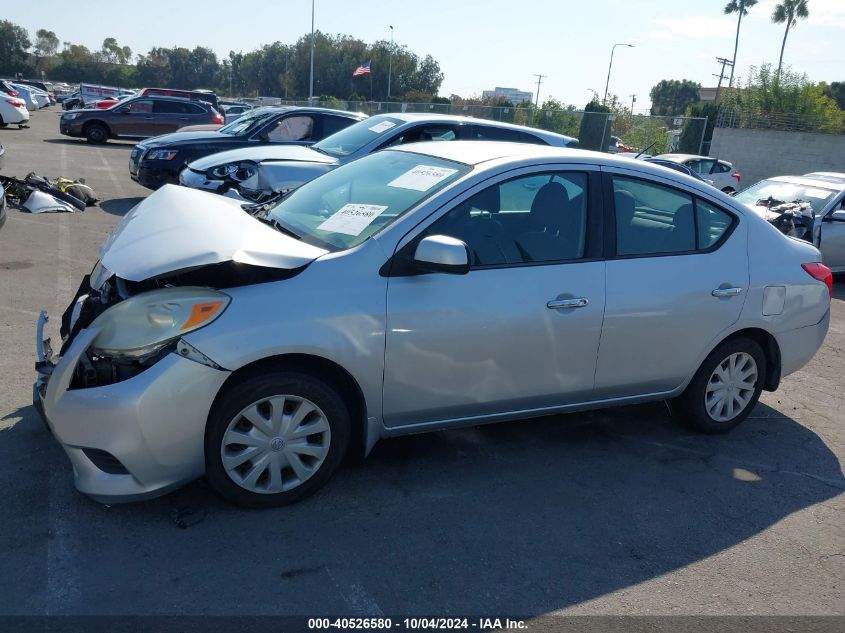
[8,90,19,97]
[732,171,741,182]
[802,262,833,297]
[212,114,224,124]
[5,99,22,107]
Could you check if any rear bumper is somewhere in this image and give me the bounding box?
[4,108,29,124]
[34,318,231,504]
[776,309,830,378]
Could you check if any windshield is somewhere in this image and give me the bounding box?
[735,179,839,214]
[313,115,404,158]
[218,110,280,136]
[267,150,470,250]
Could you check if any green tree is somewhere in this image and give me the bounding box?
[649,79,701,116]
[34,29,59,69]
[100,37,132,65]
[679,102,719,154]
[0,20,32,76]
[724,0,758,87]
[578,100,612,151]
[822,82,845,109]
[772,0,809,76]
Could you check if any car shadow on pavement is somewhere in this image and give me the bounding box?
[4,398,842,615]
[100,197,145,216]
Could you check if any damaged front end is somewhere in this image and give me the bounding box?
[755,196,816,243]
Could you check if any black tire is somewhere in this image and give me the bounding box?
[205,371,351,508]
[84,123,108,144]
[672,337,766,433]
[0,115,6,128]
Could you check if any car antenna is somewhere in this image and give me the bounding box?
[634,142,657,159]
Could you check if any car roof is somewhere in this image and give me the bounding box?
[367,112,576,143]
[232,105,366,119]
[763,175,845,192]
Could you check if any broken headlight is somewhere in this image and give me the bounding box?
[88,287,230,360]
[210,162,258,182]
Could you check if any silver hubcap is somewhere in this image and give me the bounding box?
[705,352,758,422]
[221,395,331,494]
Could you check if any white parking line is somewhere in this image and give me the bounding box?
[325,566,385,616]
[96,148,127,199]
[45,212,81,614]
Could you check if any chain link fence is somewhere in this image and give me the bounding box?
[265,99,709,156]
[715,108,845,135]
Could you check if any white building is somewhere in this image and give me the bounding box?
[482,87,533,104]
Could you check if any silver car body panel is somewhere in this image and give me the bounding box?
[36,143,831,502]
[99,184,328,281]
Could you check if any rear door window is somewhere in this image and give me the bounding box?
[153,100,189,114]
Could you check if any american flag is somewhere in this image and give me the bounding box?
[352,61,371,77]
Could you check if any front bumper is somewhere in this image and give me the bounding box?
[132,164,178,190]
[59,120,83,137]
[34,315,231,503]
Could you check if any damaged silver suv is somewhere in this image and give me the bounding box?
[35,142,831,507]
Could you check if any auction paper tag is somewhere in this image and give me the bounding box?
[316,203,389,236]
[368,120,396,133]
[388,165,459,191]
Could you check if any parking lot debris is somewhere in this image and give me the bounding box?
[1,172,98,213]
[171,506,207,529]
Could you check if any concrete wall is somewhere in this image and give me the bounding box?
[709,127,845,186]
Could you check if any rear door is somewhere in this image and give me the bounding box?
[111,99,156,137]
[594,169,747,399]
[151,100,195,135]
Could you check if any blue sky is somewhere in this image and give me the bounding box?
[7,0,845,109]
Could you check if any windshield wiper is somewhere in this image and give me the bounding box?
[264,217,301,240]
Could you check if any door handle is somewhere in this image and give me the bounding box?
[711,287,743,297]
[547,298,589,309]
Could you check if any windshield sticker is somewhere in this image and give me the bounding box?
[316,203,389,236]
[387,164,459,191]
[368,120,396,133]
[803,188,834,199]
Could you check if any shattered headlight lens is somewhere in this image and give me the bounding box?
[210,162,257,182]
[89,287,230,360]
[146,149,179,161]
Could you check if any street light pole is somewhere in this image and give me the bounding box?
[387,25,394,101]
[309,0,315,103]
[603,43,633,105]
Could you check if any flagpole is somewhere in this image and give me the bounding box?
[309,0,315,103]
[370,67,373,102]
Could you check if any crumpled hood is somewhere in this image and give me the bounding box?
[188,144,335,172]
[99,184,328,281]
[142,130,232,147]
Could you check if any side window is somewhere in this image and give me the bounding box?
[613,177,695,255]
[715,162,731,173]
[266,115,314,141]
[185,102,206,115]
[127,99,153,114]
[471,126,525,142]
[422,172,588,266]
[696,200,733,249]
[321,115,354,137]
[152,100,188,114]
[381,125,458,149]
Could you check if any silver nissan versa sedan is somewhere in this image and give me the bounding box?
[34,142,832,507]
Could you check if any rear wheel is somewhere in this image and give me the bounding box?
[672,338,766,433]
[0,115,6,128]
[205,371,351,508]
[85,123,108,144]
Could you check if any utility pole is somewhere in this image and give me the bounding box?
[309,0,315,103]
[387,25,394,101]
[629,94,637,114]
[532,73,547,108]
[713,57,733,102]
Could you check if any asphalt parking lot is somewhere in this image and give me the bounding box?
[0,111,843,618]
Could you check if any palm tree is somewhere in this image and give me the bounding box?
[773,0,810,76]
[724,0,758,87]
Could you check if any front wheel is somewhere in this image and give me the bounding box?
[672,338,766,433]
[205,371,351,508]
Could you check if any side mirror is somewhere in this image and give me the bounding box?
[413,235,470,275]
[117,108,129,114]
[827,209,845,222]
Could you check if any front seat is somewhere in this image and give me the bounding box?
[517,182,582,261]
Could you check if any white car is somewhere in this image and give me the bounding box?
[0,96,30,127]
[655,154,741,193]
[10,84,47,111]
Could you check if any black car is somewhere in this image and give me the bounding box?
[129,106,367,190]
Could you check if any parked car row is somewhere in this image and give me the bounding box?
[0,79,34,127]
